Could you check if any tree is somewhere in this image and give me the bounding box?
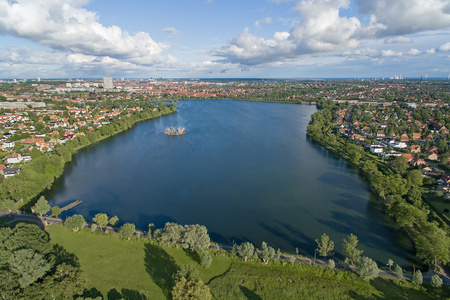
[260,241,275,265]
[119,223,136,240]
[387,259,394,271]
[109,216,119,227]
[180,224,210,252]
[412,270,423,285]
[347,144,364,164]
[33,196,50,216]
[392,156,408,175]
[342,233,363,264]
[394,264,403,281]
[407,170,423,187]
[355,256,379,280]
[200,252,212,269]
[172,265,211,300]
[415,222,450,269]
[148,223,155,235]
[328,259,335,269]
[92,213,109,230]
[431,274,443,288]
[51,206,62,218]
[238,242,254,262]
[64,215,86,232]
[9,249,51,288]
[315,233,334,258]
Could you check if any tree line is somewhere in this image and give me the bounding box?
[306,100,450,272]
[0,102,177,211]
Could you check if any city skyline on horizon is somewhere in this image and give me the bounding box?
[0,0,449,79]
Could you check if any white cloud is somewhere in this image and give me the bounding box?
[406,48,421,56]
[382,50,403,57]
[163,27,180,40]
[439,42,450,51]
[384,36,412,44]
[0,0,171,66]
[255,17,273,28]
[356,0,450,36]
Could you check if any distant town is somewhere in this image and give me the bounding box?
[0,77,448,182]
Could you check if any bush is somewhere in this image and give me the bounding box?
[201,252,212,269]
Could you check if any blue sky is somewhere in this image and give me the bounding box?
[0,0,449,79]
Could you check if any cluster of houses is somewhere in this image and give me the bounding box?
[336,102,450,195]
[0,104,143,179]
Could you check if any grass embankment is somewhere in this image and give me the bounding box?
[46,225,230,299]
[47,224,448,300]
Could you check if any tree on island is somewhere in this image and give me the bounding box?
[92,213,109,231]
[33,196,50,216]
[260,241,275,265]
[342,233,363,264]
[316,233,334,258]
[64,215,86,232]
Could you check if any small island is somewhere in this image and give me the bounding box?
[164,126,187,136]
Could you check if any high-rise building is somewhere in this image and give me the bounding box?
[103,77,113,89]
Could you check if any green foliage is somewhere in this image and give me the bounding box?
[172,265,212,300]
[33,196,50,216]
[201,252,213,269]
[387,259,394,271]
[9,248,51,288]
[238,242,255,262]
[109,215,119,226]
[119,223,136,240]
[260,241,275,264]
[92,213,109,228]
[394,264,403,280]
[412,270,423,285]
[155,222,210,252]
[392,156,409,175]
[342,233,363,264]
[51,206,62,217]
[431,274,443,288]
[415,222,450,268]
[328,259,335,269]
[64,214,86,232]
[355,256,379,280]
[315,233,334,258]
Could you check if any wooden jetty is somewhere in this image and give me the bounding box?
[61,200,82,212]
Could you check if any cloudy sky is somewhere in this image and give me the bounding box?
[0,0,449,79]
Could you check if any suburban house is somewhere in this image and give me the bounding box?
[4,153,23,164]
[3,167,20,178]
[411,145,421,153]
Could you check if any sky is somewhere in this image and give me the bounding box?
[0,0,449,79]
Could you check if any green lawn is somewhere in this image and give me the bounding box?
[427,200,450,223]
[46,224,448,300]
[46,224,231,299]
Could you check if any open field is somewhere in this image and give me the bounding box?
[46,224,449,299]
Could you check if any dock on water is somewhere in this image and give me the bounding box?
[60,200,82,213]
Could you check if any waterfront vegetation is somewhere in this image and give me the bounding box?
[307,99,450,273]
[2,80,450,298]
[0,101,177,210]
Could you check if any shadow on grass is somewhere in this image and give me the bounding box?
[52,243,79,268]
[107,288,148,300]
[183,248,201,264]
[239,286,262,300]
[144,243,179,298]
[82,287,102,299]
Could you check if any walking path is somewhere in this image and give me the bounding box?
[2,209,449,285]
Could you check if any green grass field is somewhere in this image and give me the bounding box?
[46,225,231,299]
[46,224,449,300]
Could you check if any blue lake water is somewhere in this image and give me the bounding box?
[45,100,417,267]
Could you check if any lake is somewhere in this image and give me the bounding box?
[45,100,417,267]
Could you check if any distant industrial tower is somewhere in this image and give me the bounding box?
[103,77,113,89]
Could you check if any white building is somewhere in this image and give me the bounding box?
[103,77,114,89]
